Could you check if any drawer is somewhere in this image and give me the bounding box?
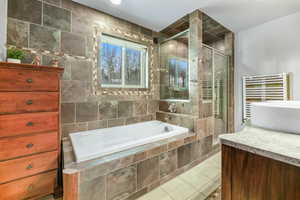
[0,151,58,184]
[0,92,59,114]
[0,132,58,161]
[0,68,59,92]
[0,170,56,200]
[0,112,58,138]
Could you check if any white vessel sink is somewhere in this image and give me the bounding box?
[251,101,300,134]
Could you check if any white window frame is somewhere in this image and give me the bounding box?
[100,34,149,89]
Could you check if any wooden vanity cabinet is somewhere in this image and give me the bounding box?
[0,62,63,200]
[222,145,300,200]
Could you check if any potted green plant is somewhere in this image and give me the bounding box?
[7,47,25,63]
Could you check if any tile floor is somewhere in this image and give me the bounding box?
[137,152,221,200]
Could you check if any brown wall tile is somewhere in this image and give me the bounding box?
[147,101,159,114]
[70,59,92,81]
[118,101,133,118]
[61,80,87,103]
[137,156,159,189]
[61,32,86,56]
[140,115,153,122]
[61,103,75,123]
[80,176,106,200]
[125,117,140,125]
[43,3,71,32]
[99,101,117,120]
[44,0,61,6]
[62,122,87,137]
[147,145,167,158]
[29,24,60,52]
[7,18,29,47]
[76,102,98,122]
[159,150,177,178]
[107,165,137,200]
[8,0,42,24]
[108,118,125,128]
[177,143,192,168]
[199,135,213,157]
[42,55,65,68]
[134,101,147,116]
[88,120,107,130]
[191,141,201,161]
[124,188,147,200]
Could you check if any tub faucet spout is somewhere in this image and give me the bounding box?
[168,103,177,113]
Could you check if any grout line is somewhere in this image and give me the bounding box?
[178,175,199,191]
[160,186,176,200]
[41,1,44,26]
[27,22,30,49]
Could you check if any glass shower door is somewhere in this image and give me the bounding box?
[213,52,228,140]
[202,45,229,143]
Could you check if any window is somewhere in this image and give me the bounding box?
[168,58,188,91]
[100,35,148,88]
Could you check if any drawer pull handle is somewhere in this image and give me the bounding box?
[26,143,34,148]
[27,184,34,191]
[26,78,33,83]
[26,122,34,126]
[26,164,33,170]
[26,100,33,105]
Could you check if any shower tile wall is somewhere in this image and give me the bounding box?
[7,0,160,137]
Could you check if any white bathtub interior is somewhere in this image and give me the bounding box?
[70,120,189,163]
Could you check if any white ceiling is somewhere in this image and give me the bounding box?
[73,0,300,32]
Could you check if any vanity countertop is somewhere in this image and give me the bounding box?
[219,126,300,167]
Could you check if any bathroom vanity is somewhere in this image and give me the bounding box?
[220,126,300,200]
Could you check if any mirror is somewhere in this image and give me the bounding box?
[160,30,189,100]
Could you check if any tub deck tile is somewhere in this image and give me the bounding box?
[63,132,191,173]
[137,157,159,190]
[107,165,137,200]
[80,176,106,200]
[159,149,177,178]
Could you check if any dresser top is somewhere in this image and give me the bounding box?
[0,62,64,73]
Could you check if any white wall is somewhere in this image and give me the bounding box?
[0,0,7,61]
[235,11,300,131]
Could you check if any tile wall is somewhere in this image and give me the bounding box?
[7,0,160,137]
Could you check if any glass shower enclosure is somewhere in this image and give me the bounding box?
[159,30,229,138]
[203,44,229,140]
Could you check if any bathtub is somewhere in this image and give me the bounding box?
[70,120,189,163]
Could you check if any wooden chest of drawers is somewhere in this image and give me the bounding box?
[0,62,63,200]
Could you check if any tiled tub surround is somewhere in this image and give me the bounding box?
[63,131,218,200]
[70,121,188,163]
[156,104,214,140]
[158,100,223,144]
